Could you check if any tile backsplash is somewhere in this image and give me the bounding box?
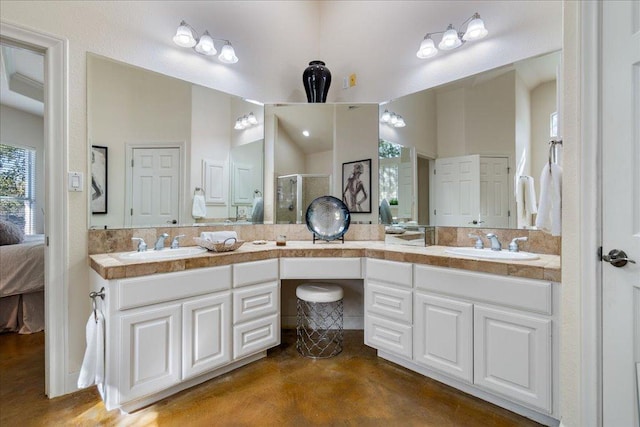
[88,225,560,256]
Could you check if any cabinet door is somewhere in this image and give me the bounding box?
[119,303,181,404]
[474,305,552,412]
[182,293,231,380]
[365,313,412,359]
[414,292,473,383]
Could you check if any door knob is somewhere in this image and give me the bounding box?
[167,219,177,224]
[601,249,636,268]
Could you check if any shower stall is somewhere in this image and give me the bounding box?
[276,174,331,224]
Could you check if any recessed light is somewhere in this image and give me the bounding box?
[302,130,310,137]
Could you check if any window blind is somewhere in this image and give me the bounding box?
[0,143,37,234]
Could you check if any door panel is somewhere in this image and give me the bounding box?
[435,155,480,226]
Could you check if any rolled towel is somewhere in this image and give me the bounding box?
[379,199,392,225]
[192,194,206,219]
[78,310,105,395]
[201,231,238,243]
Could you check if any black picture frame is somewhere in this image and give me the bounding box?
[91,145,108,214]
[342,158,372,213]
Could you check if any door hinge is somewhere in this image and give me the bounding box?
[131,159,134,167]
[433,209,436,215]
[508,210,511,217]
[598,246,603,260]
[45,236,49,246]
[130,208,133,216]
[507,167,510,174]
[433,169,436,175]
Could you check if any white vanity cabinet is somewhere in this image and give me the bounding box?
[364,258,413,359]
[413,265,555,414]
[232,259,280,359]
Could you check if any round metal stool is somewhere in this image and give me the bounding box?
[296,283,344,358]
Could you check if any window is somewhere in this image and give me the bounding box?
[0,144,37,234]
[378,139,401,204]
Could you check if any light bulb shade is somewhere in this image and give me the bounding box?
[439,25,462,50]
[380,109,391,123]
[416,36,438,59]
[234,119,244,130]
[219,43,238,64]
[194,31,217,55]
[463,17,488,41]
[247,112,258,125]
[173,21,197,48]
[241,115,249,127]
[390,113,398,125]
[394,116,406,127]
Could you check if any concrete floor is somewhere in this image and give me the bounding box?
[0,330,541,426]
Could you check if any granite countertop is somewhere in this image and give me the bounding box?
[89,241,561,282]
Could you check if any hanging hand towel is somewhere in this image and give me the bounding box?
[192,194,206,219]
[251,197,264,224]
[522,176,538,215]
[78,310,105,398]
[201,231,238,243]
[535,163,562,236]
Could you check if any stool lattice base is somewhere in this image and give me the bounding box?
[296,298,343,358]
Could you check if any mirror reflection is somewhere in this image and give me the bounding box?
[379,50,560,229]
[87,54,264,229]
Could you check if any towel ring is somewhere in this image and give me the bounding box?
[254,189,262,197]
[194,187,205,196]
[548,139,563,172]
[89,287,105,323]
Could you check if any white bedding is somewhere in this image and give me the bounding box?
[0,234,45,333]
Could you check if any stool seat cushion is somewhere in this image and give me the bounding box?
[296,283,343,303]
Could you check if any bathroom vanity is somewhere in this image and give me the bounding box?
[90,242,560,425]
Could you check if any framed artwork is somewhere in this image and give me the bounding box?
[91,145,108,214]
[342,158,372,213]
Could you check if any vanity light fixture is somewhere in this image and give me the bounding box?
[302,130,310,137]
[173,20,238,64]
[416,12,488,59]
[234,112,259,130]
[380,109,406,128]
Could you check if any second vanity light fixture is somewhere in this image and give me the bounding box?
[416,12,488,59]
[234,112,259,130]
[380,110,406,128]
[173,20,239,64]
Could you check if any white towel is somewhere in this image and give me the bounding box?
[521,176,538,215]
[201,231,238,243]
[192,194,206,219]
[78,310,105,396]
[535,163,562,236]
[251,197,264,224]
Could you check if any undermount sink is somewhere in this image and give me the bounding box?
[119,246,207,260]
[445,247,540,261]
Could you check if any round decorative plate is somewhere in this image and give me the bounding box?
[305,196,351,241]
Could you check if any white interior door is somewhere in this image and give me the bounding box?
[434,155,480,226]
[130,147,181,226]
[479,157,510,228]
[602,1,640,426]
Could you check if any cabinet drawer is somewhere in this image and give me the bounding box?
[233,313,280,359]
[233,282,279,324]
[365,313,412,359]
[365,283,412,323]
[233,259,279,288]
[414,265,552,315]
[116,266,232,311]
[280,257,362,279]
[366,259,412,288]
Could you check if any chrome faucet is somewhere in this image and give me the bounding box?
[170,234,185,249]
[468,233,484,249]
[485,233,502,251]
[131,237,147,252]
[508,237,528,252]
[154,233,169,250]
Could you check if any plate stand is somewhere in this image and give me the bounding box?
[312,233,345,244]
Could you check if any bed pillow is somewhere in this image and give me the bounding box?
[0,220,24,246]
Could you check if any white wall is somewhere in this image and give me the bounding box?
[530,80,557,197]
[515,73,532,227]
[0,105,45,234]
[436,88,466,157]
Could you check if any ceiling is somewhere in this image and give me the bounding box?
[0,44,44,117]
[270,103,335,154]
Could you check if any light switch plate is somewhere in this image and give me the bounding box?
[67,172,83,191]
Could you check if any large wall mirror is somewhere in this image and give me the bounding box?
[378,50,561,230]
[87,54,264,229]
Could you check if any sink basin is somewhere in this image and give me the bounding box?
[445,247,539,261]
[119,246,207,260]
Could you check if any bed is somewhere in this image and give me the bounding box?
[0,234,45,334]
